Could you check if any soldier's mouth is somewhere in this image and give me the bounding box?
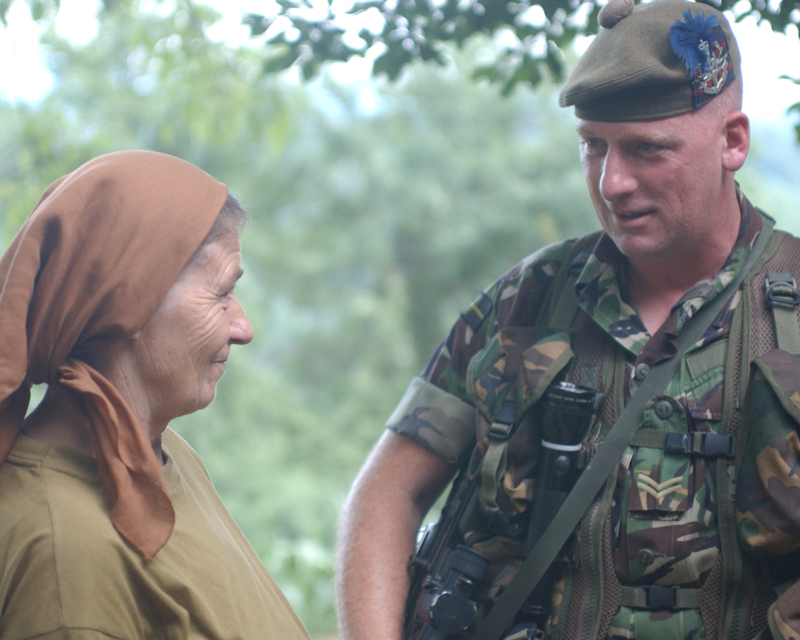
[614,209,651,220]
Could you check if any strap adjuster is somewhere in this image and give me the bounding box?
[621,584,700,610]
[664,433,691,455]
[646,585,677,610]
[663,432,734,458]
[702,433,734,458]
[488,400,517,440]
[765,272,800,308]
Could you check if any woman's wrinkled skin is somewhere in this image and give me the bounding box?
[22,222,253,463]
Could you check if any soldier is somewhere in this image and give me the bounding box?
[335,1,800,639]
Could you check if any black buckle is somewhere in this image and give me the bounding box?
[664,433,691,455]
[488,400,517,440]
[646,585,677,610]
[664,432,733,458]
[703,433,734,458]
[765,273,800,308]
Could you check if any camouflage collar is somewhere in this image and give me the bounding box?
[573,188,763,359]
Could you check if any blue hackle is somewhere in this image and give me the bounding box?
[669,9,720,73]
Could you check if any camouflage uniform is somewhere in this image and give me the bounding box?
[389,189,800,640]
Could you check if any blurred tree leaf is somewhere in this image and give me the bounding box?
[780,74,800,141]
[237,0,800,92]
[6,0,800,92]
[1,0,58,24]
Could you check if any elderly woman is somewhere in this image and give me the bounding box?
[0,151,309,639]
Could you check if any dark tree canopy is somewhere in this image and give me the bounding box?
[5,0,799,136]
[253,0,800,134]
[244,0,799,93]
[5,0,800,89]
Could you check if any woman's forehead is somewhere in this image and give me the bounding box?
[175,230,242,286]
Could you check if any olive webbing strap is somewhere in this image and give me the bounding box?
[765,270,800,355]
[481,233,600,515]
[471,216,775,640]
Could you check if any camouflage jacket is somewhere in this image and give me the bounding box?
[389,190,800,640]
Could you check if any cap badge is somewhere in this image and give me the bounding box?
[669,9,735,109]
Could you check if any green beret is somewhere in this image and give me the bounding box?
[559,0,741,121]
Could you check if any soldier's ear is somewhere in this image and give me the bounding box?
[721,111,750,172]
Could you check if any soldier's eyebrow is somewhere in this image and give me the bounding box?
[622,132,674,146]
[575,122,596,137]
[575,123,676,147]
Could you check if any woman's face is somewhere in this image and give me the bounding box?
[130,226,253,423]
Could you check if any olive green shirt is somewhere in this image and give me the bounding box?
[0,429,310,640]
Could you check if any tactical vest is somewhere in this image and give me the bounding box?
[461,225,800,640]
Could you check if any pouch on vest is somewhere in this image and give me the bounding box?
[464,326,574,530]
[616,337,732,592]
[737,348,800,558]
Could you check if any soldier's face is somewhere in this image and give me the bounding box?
[576,110,733,267]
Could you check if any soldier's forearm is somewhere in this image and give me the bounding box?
[336,494,415,640]
[335,431,455,640]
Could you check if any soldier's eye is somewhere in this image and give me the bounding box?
[581,138,605,154]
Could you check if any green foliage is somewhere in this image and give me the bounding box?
[1,0,59,25]
[793,104,800,142]
[736,121,800,232]
[780,74,800,142]
[261,539,336,630]
[5,0,800,93]
[2,0,800,635]
[242,0,800,92]
[244,0,599,93]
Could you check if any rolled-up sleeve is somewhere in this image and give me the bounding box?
[387,377,477,465]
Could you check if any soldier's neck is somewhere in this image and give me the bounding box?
[627,252,731,336]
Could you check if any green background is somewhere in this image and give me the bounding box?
[2,3,800,635]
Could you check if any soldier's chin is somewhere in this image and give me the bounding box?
[614,237,676,265]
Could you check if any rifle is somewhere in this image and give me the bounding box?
[403,467,490,640]
[403,382,600,640]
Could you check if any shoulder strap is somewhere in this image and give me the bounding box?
[717,226,792,640]
[471,215,775,640]
[765,269,800,355]
[479,232,602,518]
[539,231,602,330]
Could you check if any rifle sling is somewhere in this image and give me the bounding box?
[470,215,774,640]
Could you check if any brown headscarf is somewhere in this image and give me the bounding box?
[0,150,227,561]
